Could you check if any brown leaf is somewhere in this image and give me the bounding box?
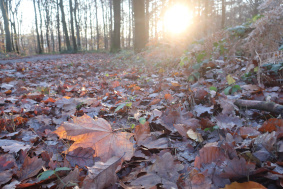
[135,121,151,145]
[258,118,283,132]
[185,169,212,189]
[164,93,174,102]
[221,157,255,179]
[18,156,45,181]
[149,98,161,106]
[112,80,120,88]
[239,127,260,139]
[54,114,134,161]
[194,142,226,169]
[0,154,16,171]
[130,152,183,188]
[82,156,122,189]
[58,167,80,189]
[221,181,266,189]
[0,170,13,185]
[66,147,95,169]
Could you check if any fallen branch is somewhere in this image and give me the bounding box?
[234,99,283,115]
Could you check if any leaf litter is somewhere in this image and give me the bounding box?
[0,51,282,188]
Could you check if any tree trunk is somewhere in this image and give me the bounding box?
[128,0,131,48]
[59,0,71,51]
[221,0,225,29]
[0,0,12,52]
[74,0,81,50]
[69,0,77,52]
[111,0,120,52]
[100,0,108,50]
[38,0,44,52]
[94,0,99,50]
[56,0,61,52]
[133,0,146,53]
[109,0,113,49]
[44,1,51,53]
[33,0,42,53]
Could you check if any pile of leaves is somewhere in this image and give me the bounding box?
[0,41,283,189]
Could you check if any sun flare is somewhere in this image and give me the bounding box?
[164,4,192,34]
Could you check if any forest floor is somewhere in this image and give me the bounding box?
[0,48,282,189]
[0,54,67,64]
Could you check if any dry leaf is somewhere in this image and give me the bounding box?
[221,181,266,189]
[55,114,134,161]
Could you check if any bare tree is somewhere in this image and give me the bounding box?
[0,0,12,52]
[94,0,99,50]
[133,0,147,53]
[33,0,42,53]
[111,0,120,52]
[59,0,71,51]
[69,0,77,52]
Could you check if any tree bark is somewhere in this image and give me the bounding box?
[56,0,61,52]
[100,0,108,49]
[37,0,44,52]
[44,0,51,53]
[94,0,99,50]
[128,0,131,48]
[111,0,120,52]
[133,0,147,53]
[69,0,77,52]
[235,99,283,115]
[33,0,42,53]
[221,0,225,29]
[59,0,71,51]
[74,0,81,50]
[0,0,12,52]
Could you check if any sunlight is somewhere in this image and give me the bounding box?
[164,4,192,34]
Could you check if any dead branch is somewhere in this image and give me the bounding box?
[234,99,283,115]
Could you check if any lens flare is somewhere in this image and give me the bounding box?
[164,4,192,34]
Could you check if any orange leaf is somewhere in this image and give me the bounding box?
[54,114,134,162]
[43,98,56,104]
[133,86,141,91]
[259,118,283,132]
[221,181,266,189]
[4,90,12,95]
[112,81,120,88]
[63,96,71,99]
[164,94,174,102]
[14,117,28,126]
[149,99,161,106]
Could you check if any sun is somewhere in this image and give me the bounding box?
[164,4,192,34]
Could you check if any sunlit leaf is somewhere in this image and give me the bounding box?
[226,75,236,85]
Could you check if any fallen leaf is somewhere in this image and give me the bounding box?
[135,121,151,145]
[0,139,31,153]
[194,142,226,169]
[221,181,266,189]
[187,129,203,142]
[239,127,260,139]
[149,98,161,106]
[221,157,255,179]
[66,147,95,169]
[258,118,283,132]
[18,156,45,181]
[54,114,134,161]
[82,156,122,189]
[226,74,236,85]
